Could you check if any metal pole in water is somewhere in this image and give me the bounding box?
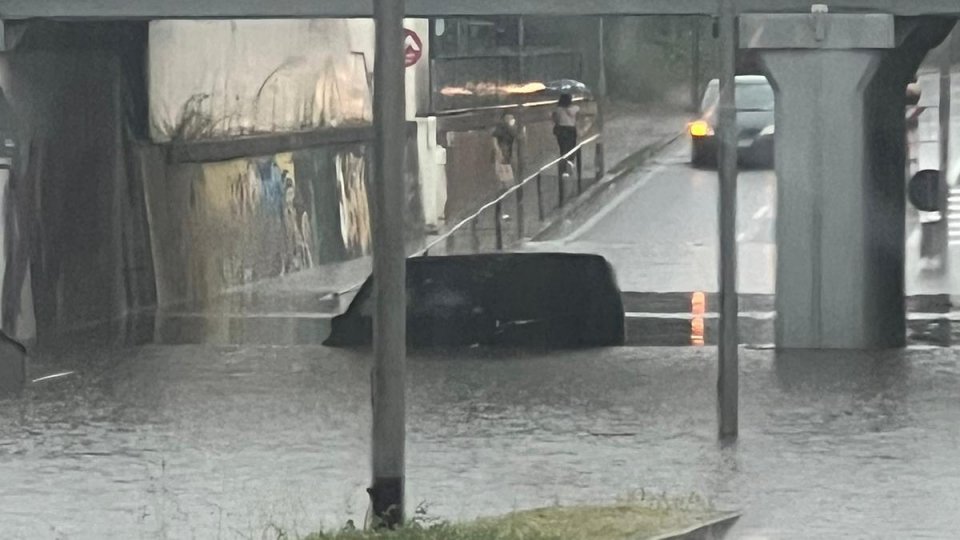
[937,34,952,273]
[717,0,739,440]
[691,18,702,112]
[369,0,407,528]
[596,16,607,178]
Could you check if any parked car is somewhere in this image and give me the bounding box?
[689,75,775,168]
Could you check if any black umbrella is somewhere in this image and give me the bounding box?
[543,79,592,98]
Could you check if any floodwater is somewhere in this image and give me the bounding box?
[2,300,960,539]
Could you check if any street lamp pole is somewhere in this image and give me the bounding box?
[370,0,408,528]
[717,0,739,440]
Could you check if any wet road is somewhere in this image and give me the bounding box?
[529,142,776,294]
[3,343,960,539]
[3,136,960,539]
[528,137,955,298]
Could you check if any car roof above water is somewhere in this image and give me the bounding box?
[705,75,770,88]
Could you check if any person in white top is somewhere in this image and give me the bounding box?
[551,93,579,176]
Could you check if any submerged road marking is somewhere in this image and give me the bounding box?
[32,371,76,384]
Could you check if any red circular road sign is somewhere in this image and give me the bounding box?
[404,29,423,67]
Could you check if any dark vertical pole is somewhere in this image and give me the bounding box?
[370,0,407,528]
[494,200,504,250]
[576,150,583,193]
[445,230,455,254]
[937,36,952,272]
[517,121,526,182]
[536,173,544,220]
[558,168,566,207]
[518,16,526,81]
[717,0,739,440]
[596,16,607,179]
[428,19,436,114]
[692,18,702,112]
[471,218,480,251]
[457,19,466,56]
[517,185,525,239]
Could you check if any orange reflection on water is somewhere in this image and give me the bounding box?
[440,81,548,97]
[691,291,706,346]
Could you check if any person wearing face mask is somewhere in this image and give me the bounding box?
[492,112,518,189]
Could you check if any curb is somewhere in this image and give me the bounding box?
[644,512,741,540]
[532,131,685,241]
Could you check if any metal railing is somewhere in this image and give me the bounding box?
[418,132,602,256]
[335,132,602,296]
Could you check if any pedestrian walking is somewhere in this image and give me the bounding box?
[552,93,579,176]
[492,113,517,190]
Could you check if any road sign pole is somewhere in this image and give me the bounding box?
[370,0,407,528]
[717,0,739,440]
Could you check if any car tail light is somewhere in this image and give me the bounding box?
[688,120,714,137]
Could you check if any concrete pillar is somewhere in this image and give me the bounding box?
[742,13,896,349]
[743,13,956,349]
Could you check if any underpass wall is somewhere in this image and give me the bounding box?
[0,22,154,342]
[142,18,425,307]
[141,137,424,308]
[0,21,427,339]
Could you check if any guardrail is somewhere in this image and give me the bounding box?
[418,132,601,256]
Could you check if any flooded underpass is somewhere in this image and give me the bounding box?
[2,294,960,538]
[2,8,960,539]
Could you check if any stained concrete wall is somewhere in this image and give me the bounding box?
[148,19,374,142]
[142,137,424,307]
[0,22,154,342]
[0,21,428,339]
[149,17,432,139]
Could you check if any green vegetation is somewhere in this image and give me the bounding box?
[305,492,726,540]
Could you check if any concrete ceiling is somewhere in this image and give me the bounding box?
[0,0,958,20]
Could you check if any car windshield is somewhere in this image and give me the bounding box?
[738,83,774,110]
[700,80,774,113]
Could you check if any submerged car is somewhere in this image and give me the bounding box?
[324,253,624,348]
[689,75,775,168]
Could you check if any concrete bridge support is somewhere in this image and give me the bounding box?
[742,13,956,349]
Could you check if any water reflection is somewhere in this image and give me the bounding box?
[691,291,706,346]
[4,341,959,538]
[27,292,960,353]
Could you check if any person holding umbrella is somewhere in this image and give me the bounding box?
[552,93,579,177]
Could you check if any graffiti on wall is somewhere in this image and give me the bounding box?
[194,152,315,287]
[336,151,371,257]
[149,136,427,307]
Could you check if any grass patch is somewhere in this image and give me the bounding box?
[306,492,727,540]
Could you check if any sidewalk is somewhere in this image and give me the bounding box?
[421,101,692,256]
[604,100,693,172]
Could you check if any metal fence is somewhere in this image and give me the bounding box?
[419,133,601,256]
